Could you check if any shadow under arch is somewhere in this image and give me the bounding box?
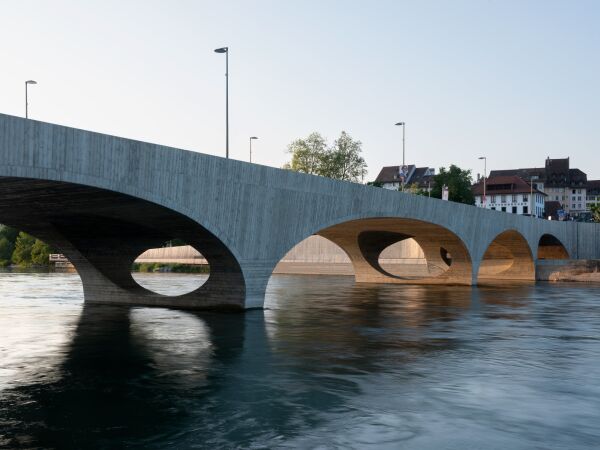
[0,176,246,309]
[538,233,570,260]
[477,230,535,283]
[272,217,473,286]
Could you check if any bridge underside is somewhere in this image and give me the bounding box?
[318,218,474,285]
[0,177,246,310]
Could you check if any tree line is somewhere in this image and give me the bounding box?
[0,225,54,267]
[284,132,475,204]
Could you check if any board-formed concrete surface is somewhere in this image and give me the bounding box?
[1,114,599,309]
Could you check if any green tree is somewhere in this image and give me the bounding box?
[285,131,367,182]
[322,131,367,182]
[284,132,327,175]
[12,232,36,267]
[430,165,475,205]
[0,225,18,243]
[591,204,600,223]
[0,237,13,266]
[406,182,428,196]
[31,239,53,266]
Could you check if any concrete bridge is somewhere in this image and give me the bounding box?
[1,113,599,310]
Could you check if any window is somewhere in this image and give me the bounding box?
[501,195,506,203]
[512,195,517,202]
[512,206,517,213]
[523,206,528,215]
[490,195,496,203]
[523,194,528,202]
[573,189,576,194]
[501,207,506,212]
[578,196,582,201]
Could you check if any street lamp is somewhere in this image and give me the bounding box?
[25,80,37,119]
[394,122,406,167]
[395,122,406,191]
[249,136,258,163]
[478,156,487,209]
[214,46,229,159]
[530,176,535,219]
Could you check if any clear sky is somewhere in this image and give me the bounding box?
[1,0,599,179]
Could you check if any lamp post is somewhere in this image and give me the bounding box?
[394,122,406,166]
[395,122,406,191]
[214,47,229,158]
[530,176,534,219]
[478,156,487,209]
[249,136,258,163]
[25,80,37,119]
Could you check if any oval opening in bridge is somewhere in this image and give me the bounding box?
[131,239,210,296]
[377,238,430,277]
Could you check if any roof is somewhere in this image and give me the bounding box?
[409,167,435,187]
[374,165,434,185]
[489,168,545,180]
[587,180,600,194]
[374,165,414,183]
[544,201,562,217]
[490,158,588,188]
[472,175,547,196]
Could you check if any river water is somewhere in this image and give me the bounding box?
[1,272,600,449]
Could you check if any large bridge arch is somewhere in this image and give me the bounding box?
[0,177,247,310]
[477,230,535,282]
[271,217,473,286]
[538,233,570,260]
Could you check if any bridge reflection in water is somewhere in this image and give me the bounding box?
[2,274,599,448]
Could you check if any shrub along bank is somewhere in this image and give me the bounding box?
[0,225,53,268]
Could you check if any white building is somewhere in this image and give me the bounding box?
[473,175,547,218]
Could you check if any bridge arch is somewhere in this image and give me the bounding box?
[537,233,570,260]
[272,217,473,286]
[0,177,247,310]
[477,230,535,282]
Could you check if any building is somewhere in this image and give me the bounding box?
[489,157,588,216]
[374,165,435,192]
[472,175,546,218]
[587,180,600,210]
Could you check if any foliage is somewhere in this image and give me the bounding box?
[132,262,210,273]
[0,237,13,266]
[406,182,429,196]
[283,132,327,175]
[12,232,36,267]
[285,131,367,182]
[0,227,54,267]
[321,132,367,182]
[591,204,600,223]
[31,239,53,265]
[366,181,383,188]
[430,165,475,205]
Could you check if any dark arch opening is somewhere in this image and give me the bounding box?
[440,247,452,266]
[538,234,569,260]
[477,230,535,282]
[0,176,245,309]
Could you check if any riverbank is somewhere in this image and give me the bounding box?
[131,262,210,273]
